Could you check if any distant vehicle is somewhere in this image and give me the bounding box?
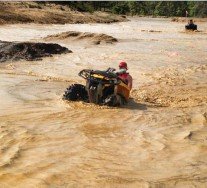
[185,19,197,31]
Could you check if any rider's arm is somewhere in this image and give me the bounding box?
[127,75,133,90]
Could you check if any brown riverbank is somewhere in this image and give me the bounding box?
[0,2,127,25]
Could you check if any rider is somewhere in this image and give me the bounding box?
[188,19,194,26]
[104,61,132,106]
[185,19,197,30]
[117,61,133,90]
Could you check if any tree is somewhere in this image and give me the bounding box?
[51,1,207,17]
[112,2,129,15]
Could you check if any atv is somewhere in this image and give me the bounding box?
[185,20,197,31]
[63,68,130,106]
[185,23,197,31]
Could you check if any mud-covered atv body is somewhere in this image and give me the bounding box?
[185,23,197,31]
[63,69,130,106]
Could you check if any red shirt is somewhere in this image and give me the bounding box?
[118,73,133,90]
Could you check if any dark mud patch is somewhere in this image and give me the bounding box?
[0,42,71,62]
[141,30,162,33]
[44,31,118,45]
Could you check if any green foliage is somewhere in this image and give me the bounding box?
[74,2,94,13]
[188,1,196,17]
[53,1,207,17]
[128,2,138,16]
[112,2,129,15]
[194,2,207,17]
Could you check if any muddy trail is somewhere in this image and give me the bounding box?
[0,18,207,187]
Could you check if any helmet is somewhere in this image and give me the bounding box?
[119,61,128,70]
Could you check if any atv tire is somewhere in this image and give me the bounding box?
[63,84,88,101]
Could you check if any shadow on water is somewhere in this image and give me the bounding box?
[122,98,147,110]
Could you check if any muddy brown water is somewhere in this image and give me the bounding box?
[0,18,207,187]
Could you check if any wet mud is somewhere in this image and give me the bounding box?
[0,17,207,187]
[0,42,71,62]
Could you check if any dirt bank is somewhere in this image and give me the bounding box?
[0,42,71,62]
[171,17,207,22]
[44,31,118,45]
[0,2,127,25]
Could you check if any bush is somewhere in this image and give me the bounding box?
[112,3,129,15]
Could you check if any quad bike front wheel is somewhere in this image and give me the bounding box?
[63,84,88,101]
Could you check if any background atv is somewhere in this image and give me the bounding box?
[63,68,130,106]
[185,23,197,31]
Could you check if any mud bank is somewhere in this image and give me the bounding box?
[0,42,71,62]
[0,2,127,25]
[171,17,207,22]
[44,31,118,45]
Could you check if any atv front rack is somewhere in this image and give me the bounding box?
[78,69,120,85]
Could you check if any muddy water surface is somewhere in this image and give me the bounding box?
[0,18,207,187]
